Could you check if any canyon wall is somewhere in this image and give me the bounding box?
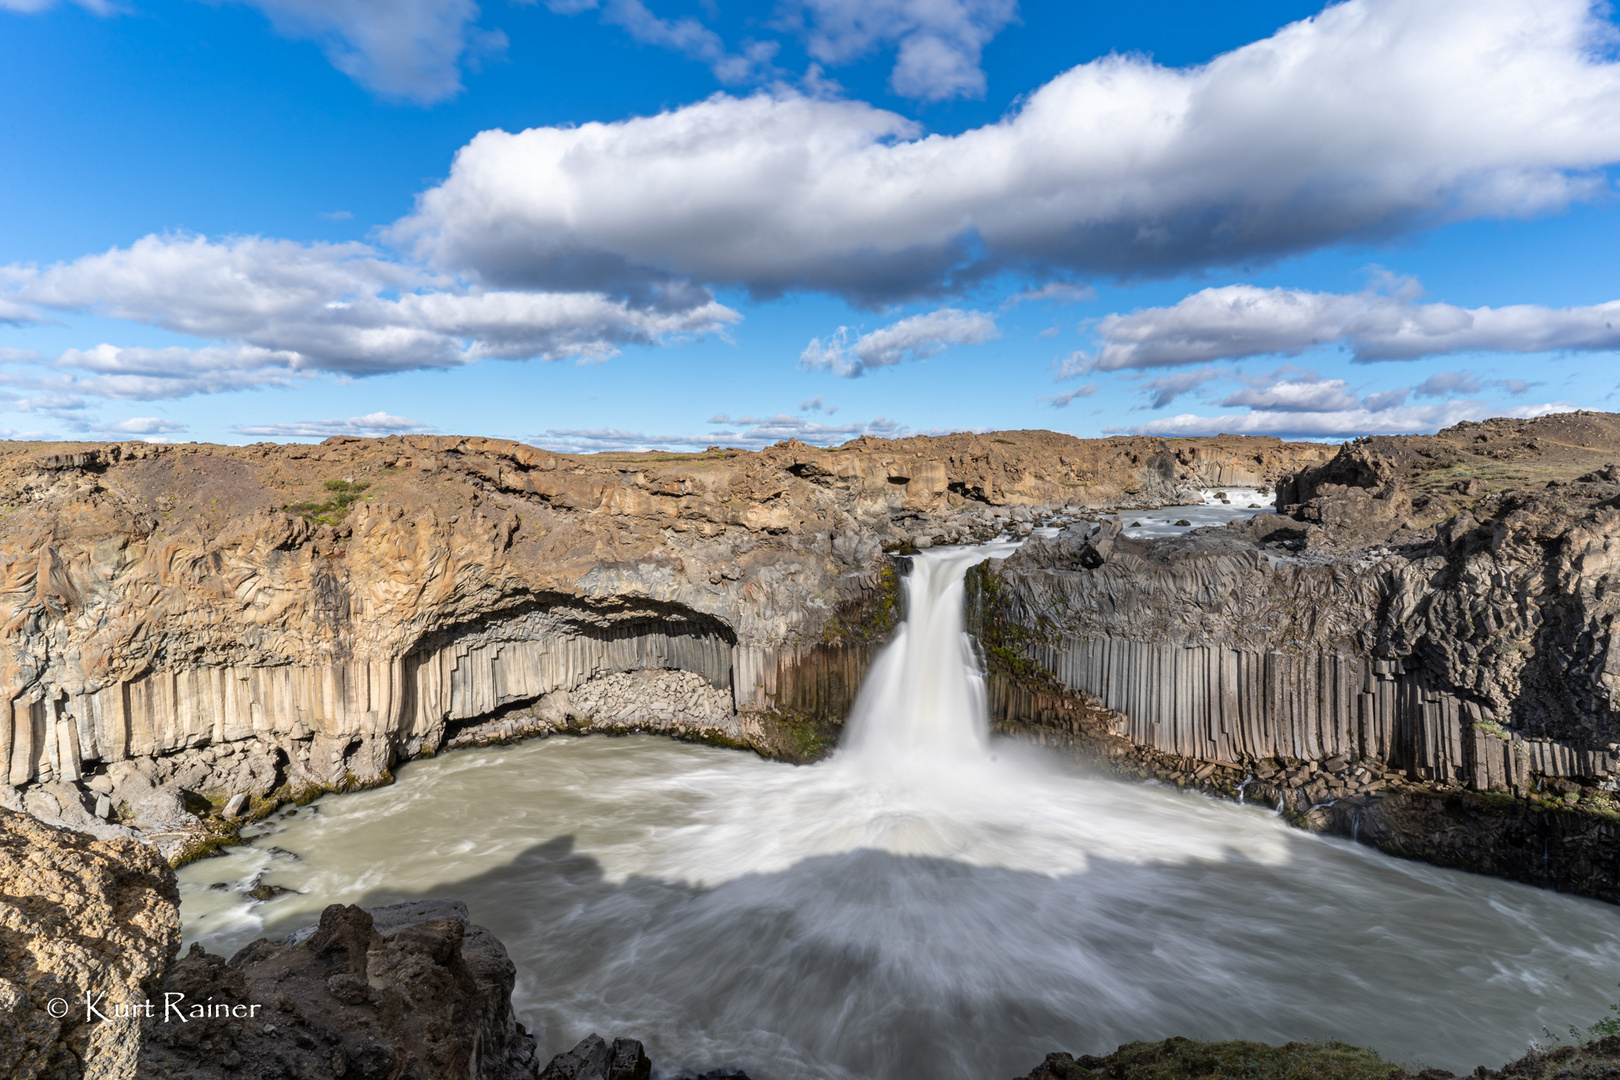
[975,412,1620,898]
[0,429,1324,855]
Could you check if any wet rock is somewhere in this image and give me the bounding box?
[539,1033,652,1080]
[246,877,296,902]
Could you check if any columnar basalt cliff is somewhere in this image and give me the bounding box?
[973,411,1620,899]
[0,429,1324,858]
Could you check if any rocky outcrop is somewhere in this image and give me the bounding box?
[974,411,1620,900]
[538,1033,751,1080]
[0,814,539,1080]
[137,901,538,1080]
[0,429,1323,856]
[1012,1034,1620,1080]
[0,807,180,1080]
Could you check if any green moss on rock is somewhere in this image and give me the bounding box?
[1019,1037,1405,1080]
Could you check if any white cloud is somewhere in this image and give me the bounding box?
[10,392,88,416]
[5,0,501,102]
[1414,370,1482,397]
[799,395,837,414]
[1362,387,1410,412]
[1219,377,1361,413]
[1071,280,1620,372]
[1006,282,1094,307]
[55,344,312,399]
[396,0,1620,301]
[533,427,708,454]
[99,417,189,435]
[800,308,998,377]
[229,0,503,104]
[1043,385,1096,409]
[1137,367,1226,410]
[0,298,40,325]
[234,411,427,438]
[711,412,903,446]
[536,411,905,453]
[4,234,739,391]
[0,0,113,14]
[1131,400,1581,439]
[544,0,778,84]
[779,0,1019,100]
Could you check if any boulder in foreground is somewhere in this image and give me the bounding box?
[137,901,537,1080]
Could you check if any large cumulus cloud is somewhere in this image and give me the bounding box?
[394,0,1620,303]
[3,233,739,394]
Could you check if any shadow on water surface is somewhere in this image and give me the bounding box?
[228,826,1620,1080]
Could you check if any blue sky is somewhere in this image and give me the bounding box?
[3,0,1620,449]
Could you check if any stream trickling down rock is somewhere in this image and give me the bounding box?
[179,538,1620,1080]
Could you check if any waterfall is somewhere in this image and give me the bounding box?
[838,542,1021,766]
[174,544,1620,1080]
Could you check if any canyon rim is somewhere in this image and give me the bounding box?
[8,415,1620,1077]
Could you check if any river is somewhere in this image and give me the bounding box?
[177,537,1620,1079]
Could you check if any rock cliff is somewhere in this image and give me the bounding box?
[0,429,1323,859]
[0,807,179,1080]
[973,411,1620,899]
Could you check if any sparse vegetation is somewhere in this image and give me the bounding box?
[284,478,371,526]
[1030,1037,1405,1080]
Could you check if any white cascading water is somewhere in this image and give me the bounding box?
[177,544,1620,1080]
[838,540,1017,765]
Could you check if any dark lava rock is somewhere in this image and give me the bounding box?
[537,1033,755,1080]
[539,1033,652,1080]
[1012,1034,1620,1080]
[245,876,296,901]
[137,900,538,1080]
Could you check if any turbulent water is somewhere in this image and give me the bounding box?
[180,538,1620,1079]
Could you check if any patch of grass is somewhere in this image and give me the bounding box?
[284,478,371,526]
[1571,989,1620,1044]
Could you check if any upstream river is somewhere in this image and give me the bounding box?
[178,533,1620,1080]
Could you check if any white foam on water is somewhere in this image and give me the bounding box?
[178,543,1620,1080]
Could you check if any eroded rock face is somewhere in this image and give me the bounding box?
[975,412,1620,899]
[0,429,1321,854]
[0,807,180,1080]
[137,901,538,1080]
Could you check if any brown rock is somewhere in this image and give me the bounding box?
[0,807,180,1080]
